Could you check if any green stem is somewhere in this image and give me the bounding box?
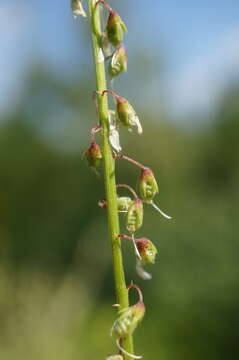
[87,1,134,358]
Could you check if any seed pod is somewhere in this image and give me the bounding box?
[71,0,87,18]
[84,142,102,169]
[117,196,133,212]
[126,198,143,233]
[111,301,145,338]
[108,45,127,78]
[106,11,127,46]
[116,96,142,134]
[136,238,158,264]
[139,167,159,203]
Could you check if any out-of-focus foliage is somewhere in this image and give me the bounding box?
[0,67,238,360]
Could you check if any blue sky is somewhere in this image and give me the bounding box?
[1,0,239,119]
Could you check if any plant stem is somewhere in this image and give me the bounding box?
[88,1,134,358]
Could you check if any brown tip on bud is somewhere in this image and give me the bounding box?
[139,167,159,202]
[136,238,158,264]
[106,11,127,47]
[84,142,102,169]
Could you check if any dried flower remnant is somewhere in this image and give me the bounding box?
[71,0,87,18]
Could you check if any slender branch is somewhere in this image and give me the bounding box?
[114,154,146,170]
[88,1,134,358]
[116,184,138,200]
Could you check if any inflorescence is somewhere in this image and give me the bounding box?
[72,1,172,358]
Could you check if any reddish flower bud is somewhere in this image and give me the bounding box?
[106,11,127,47]
[84,142,102,169]
[108,45,127,78]
[139,168,158,203]
[126,198,144,233]
[136,238,158,264]
[116,96,142,134]
[111,284,145,339]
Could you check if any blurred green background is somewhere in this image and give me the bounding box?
[0,1,239,359]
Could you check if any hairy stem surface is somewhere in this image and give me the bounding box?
[88,1,134,358]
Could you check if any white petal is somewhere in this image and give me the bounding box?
[97,48,105,63]
[109,127,122,153]
[136,260,152,280]
[151,201,172,219]
[71,0,87,18]
[134,115,143,134]
[108,110,117,126]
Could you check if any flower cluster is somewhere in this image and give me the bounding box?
[73,1,172,358]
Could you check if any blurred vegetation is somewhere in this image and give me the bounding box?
[0,65,238,359]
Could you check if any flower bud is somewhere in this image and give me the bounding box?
[116,96,142,134]
[126,198,143,233]
[71,0,87,18]
[136,238,158,264]
[106,356,123,360]
[99,197,133,213]
[84,142,102,169]
[111,301,145,338]
[139,168,158,203]
[108,45,127,78]
[117,196,133,212]
[106,11,127,46]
